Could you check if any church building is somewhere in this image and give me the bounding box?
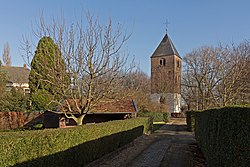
[150,33,182,113]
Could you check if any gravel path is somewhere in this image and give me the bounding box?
[87,118,201,167]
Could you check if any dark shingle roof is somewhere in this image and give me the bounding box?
[1,66,30,83]
[151,33,180,58]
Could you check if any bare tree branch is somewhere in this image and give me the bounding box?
[22,12,134,125]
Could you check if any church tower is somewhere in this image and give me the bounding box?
[150,33,182,113]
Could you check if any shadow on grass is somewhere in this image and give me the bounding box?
[11,126,144,167]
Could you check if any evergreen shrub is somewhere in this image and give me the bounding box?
[0,117,152,167]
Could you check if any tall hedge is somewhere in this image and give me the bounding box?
[195,106,250,167]
[0,117,152,167]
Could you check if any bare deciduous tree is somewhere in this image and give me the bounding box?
[120,69,150,108]
[21,13,134,125]
[182,42,250,110]
[2,42,11,66]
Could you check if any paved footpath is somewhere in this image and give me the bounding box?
[87,118,196,167]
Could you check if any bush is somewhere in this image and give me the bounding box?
[30,89,57,111]
[33,123,44,130]
[162,112,170,122]
[195,106,250,167]
[0,117,152,167]
[0,88,29,112]
[137,110,169,122]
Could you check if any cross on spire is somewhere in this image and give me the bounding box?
[164,19,170,32]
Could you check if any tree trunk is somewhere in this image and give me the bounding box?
[75,115,85,126]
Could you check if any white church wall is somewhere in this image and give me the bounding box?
[150,93,181,113]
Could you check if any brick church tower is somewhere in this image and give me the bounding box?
[150,33,182,113]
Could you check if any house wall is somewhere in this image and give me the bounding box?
[6,83,30,93]
[11,83,29,88]
[83,113,128,124]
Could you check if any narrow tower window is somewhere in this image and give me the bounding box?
[176,60,180,68]
[163,59,166,66]
[160,58,166,66]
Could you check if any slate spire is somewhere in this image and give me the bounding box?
[151,33,180,58]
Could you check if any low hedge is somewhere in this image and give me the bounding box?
[0,117,152,167]
[195,106,250,167]
[137,110,170,122]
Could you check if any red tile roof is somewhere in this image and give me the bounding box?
[61,98,137,114]
[1,66,30,83]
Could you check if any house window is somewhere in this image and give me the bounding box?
[160,58,166,66]
[23,88,30,94]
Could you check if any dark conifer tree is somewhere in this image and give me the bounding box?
[29,36,69,110]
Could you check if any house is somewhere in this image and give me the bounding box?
[44,98,138,128]
[150,33,182,113]
[0,64,30,94]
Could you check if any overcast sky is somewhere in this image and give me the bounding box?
[1,0,250,75]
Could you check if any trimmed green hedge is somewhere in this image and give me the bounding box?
[195,106,250,167]
[138,111,170,122]
[0,117,152,167]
